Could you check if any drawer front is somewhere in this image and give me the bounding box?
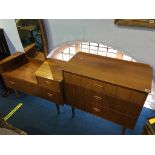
[86,103,137,129]
[85,90,110,109]
[39,88,63,104]
[36,76,61,92]
[63,72,117,97]
[64,72,147,106]
[107,97,142,118]
[3,76,18,88]
[85,90,142,118]
[3,75,63,104]
[3,76,38,96]
[116,86,147,105]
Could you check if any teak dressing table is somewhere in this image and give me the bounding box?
[63,52,152,133]
[0,51,153,134]
[0,52,65,114]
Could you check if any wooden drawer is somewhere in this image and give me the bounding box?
[85,89,142,118]
[64,72,147,105]
[85,90,110,109]
[3,76,22,88]
[64,72,105,91]
[107,97,142,118]
[63,72,117,97]
[3,75,63,104]
[39,88,63,104]
[36,76,61,92]
[116,86,147,105]
[86,103,137,129]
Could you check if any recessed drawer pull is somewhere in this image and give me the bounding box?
[94,95,102,100]
[94,83,103,88]
[47,93,53,97]
[9,81,15,85]
[93,107,101,112]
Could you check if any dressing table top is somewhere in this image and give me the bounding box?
[35,59,67,82]
[3,61,42,84]
[2,51,152,93]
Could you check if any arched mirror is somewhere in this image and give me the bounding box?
[15,19,48,61]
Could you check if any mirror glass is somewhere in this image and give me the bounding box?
[15,19,46,61]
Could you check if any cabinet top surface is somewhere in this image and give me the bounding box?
[64,52,153,92]
[35,59,66,82]
[3,61,42,84]
[1,52,153,92]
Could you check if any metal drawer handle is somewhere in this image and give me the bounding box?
[94,83,103,88]
[9,81,15,85]
[94,95,102,100]
[93,107,101,112]
[47,93,53,97]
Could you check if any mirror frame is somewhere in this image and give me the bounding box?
[38,19,48,57]
[16,19,48,60]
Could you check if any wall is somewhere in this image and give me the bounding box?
[43,19,54,53]
[0,19,24,54]
[45,19,155,75]
[1,19,155,71]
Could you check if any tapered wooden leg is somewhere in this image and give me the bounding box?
[56,104,60,115]
[72,107,75,118]
[14,90,20,99]
[121,126,126,135]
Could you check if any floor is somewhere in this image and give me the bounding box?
[0,87,155,135]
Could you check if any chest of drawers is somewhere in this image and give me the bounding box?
[63,52,152,129]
